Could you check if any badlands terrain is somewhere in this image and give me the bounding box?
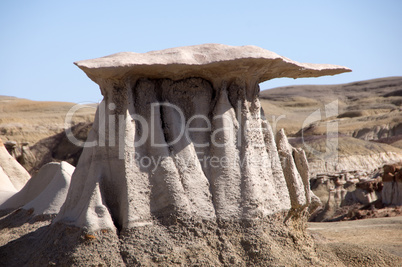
[0,74,401,265]
[261,76,402,221]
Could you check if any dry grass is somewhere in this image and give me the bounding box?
[0,96,96,145]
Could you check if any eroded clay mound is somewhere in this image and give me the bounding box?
[0,162,74,215]
[55,77,295,230]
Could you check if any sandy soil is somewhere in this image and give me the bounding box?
[308,215,402,258]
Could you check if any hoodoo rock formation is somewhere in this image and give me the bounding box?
[4,45,402,266]
[382,163,402,205]
[55,44,351,231]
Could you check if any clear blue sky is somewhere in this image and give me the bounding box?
[1,0,401,103]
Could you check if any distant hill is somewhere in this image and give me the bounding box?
[260,76,402,103]
[0,96,96,145]
[260,76,402,173]
[260,76,402,138]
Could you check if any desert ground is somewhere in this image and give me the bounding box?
[308,216,402,258]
